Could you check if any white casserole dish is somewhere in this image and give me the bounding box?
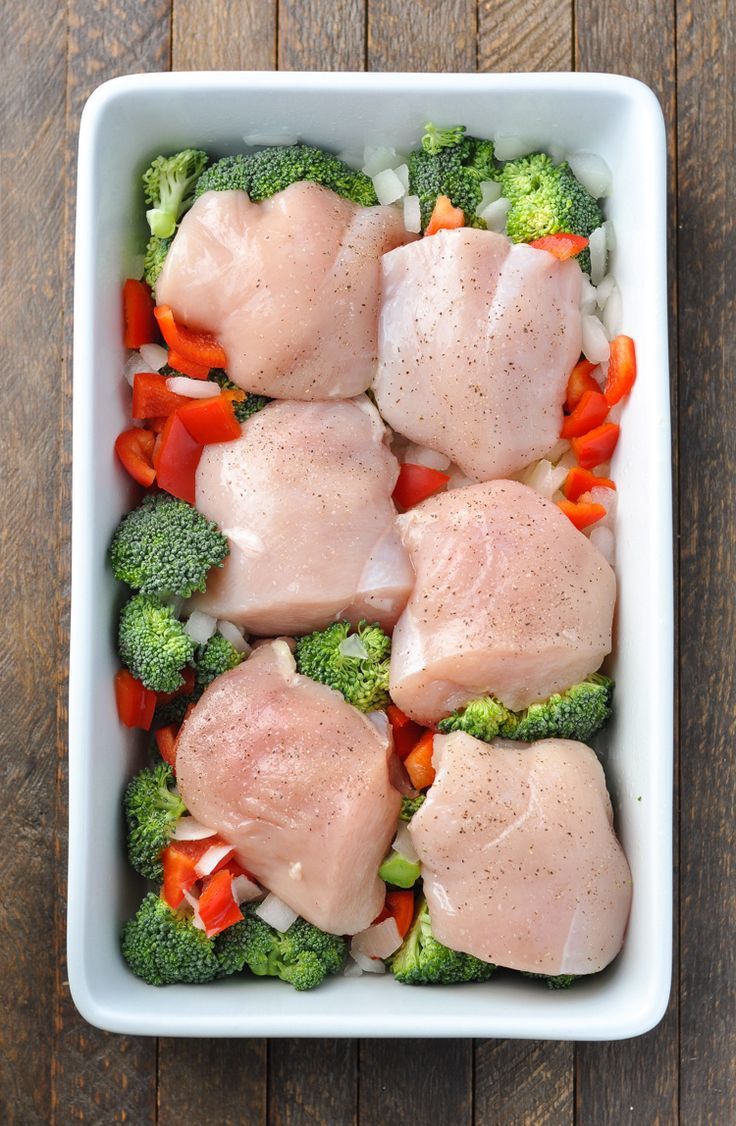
[69,71,672,1039]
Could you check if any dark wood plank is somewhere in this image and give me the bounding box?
[359,1039,472,1126]
[173,0,277,69]
[279,0,365,71]
[267,1040,357,1126]
[367,0,477,71]
[51,2,171,1120]
[573,3,680,1122]
[475,1039,573,1126]
[0,2,67,1120]
[478,0,572,71]
[676,1,736,1122]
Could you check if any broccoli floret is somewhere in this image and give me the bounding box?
[121,892,223,985]
[501,153,603,273]
[522,971,577,990]
[209,371,271,422]
[118,594,195,693]
[110,494,229,598]
[438,675,614,745]
[153,689,201,728]
[408,122,500,229]
[124,763,186,879]
[143,234,172,288]
[195,145,378,207]
[195,633,246,687]
[295,620,391,712]
[391,899,495,986]
[216,909,347,991]
[399,794,426,823]
[513,674,614,743]
[438,695,517,741]
[143,149,209,239]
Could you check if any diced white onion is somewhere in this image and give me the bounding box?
[182,888,206,931]
[590,486,618,530]
[595,274,616,309]
[216,620,251,654]
[172,817,218,842]
[350,950,386,974]
[602,285,623,339]
[123,352,150,387]
[194,843,233,878]
[475,179,502,216]
[404,443,451,471]
[362,146,402,178]
[393,823,419,863]
[523,458,569,500]
[494,135,534,160]
[339,633,369,660]
[479,196,511,232]
[372,167,405,205]
[393,163,409,192]
[139,342,168,371]
[590,525,616,566]
[579,274,598,315]
[232,874,263,905]
[588,226,608,286]
[603,219,617,252]
[581,314,611,364]
[185,610,217,645]
[567,152,612,199]
[403,194,422,234]
[545,438,571,465]
[350,917,402,961]
[447,466,474,490]
[166,376,220,399]
[343,956,365,977]
[243,132,298,147]
[255,892,298,933]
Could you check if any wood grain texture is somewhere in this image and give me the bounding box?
[279,0,366,70]
[475,1039,573,1125]
[359,1040,473,1125]
[0,1,67,1121]
[268,1040,357,1126]
[157,1039,266,1126]
[51,2,171,1122]
[676,1,736,1122]
[367,0,477,71]
[574,3,680,1122]
[173,0,277,70]
[478,0,572,72]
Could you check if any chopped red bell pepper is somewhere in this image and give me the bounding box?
[161,843,200,909]
[114,427,157,487]
[114,668,157,730]
[565,359,599,412]
[154,725,179,771]
[563,466,616,503]
[557,499,607,531]
[123,279,157,349]
[425,194,464,235]
[529,232,589,260]
[404,731,436,790]
[393,463,450,510]
[132,372,192,420]
[154,412,203,504]
[384,890,415,939]
[571,422,620,469]
[177,395,242,445]
[197,870,243,938]
[604,335,637,405]
[168,348,211,381]
[146,415,168,434]
[560,389,609,439]
[387,704,424,761]
[154,305,227,370]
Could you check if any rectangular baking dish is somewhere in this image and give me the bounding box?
[69,71,672,1039]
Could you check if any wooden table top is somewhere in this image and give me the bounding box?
[2,1,733,1122]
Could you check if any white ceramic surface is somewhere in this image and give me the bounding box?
[69,71,672,1039]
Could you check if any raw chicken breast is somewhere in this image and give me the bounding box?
[175,641,402,935]
[156,183,413,400]
[192,397,413,635]
[373,229,582,480]
[389,479,616,723]
[409,734,632,975]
